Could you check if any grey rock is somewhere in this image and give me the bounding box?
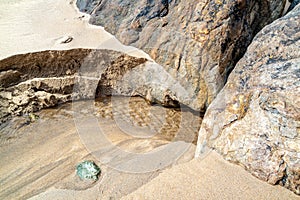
[196,5,300,195]
[288,0,300,12]
[77,0,286,111]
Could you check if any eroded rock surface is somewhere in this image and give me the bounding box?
[0,49,147,123]
[77,0,286,111]
[196,5,300,194]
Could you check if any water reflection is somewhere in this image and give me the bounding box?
[0,96,201,146]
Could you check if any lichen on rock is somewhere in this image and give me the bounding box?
[76,160,101,181]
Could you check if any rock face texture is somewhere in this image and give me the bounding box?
[0,49,147,123]
[77,0,286,111]
[196,5,300,194]
[288,0,300,12]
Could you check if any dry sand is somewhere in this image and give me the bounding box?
[26,150,300,200]
[122,151,300,200]
[0,0,151,60]
[0,0,299,199]
[28,151,300,200]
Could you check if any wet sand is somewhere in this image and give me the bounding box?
[1,97,298,199]
[0,97,199,199]
[0,0,299,199]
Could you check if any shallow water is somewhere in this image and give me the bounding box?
[0,96,201,199]
[1,96,201,146]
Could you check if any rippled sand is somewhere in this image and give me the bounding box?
[0,97,200,199]
[0,0,298,199]
[94,96,201,144]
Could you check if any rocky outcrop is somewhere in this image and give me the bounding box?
[288,0,300,12]
[0,49,147,123]
[196,5,300,194]
[77,0,286,111]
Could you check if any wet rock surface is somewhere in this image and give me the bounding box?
[0,49,147,123]
[77,0,286,111]
[196,5,300,194]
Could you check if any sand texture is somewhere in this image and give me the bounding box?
[122,151,300,200]
[0,0,299,199]
[0,0,150,60]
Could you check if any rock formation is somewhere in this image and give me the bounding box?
[196,4,300,194]
[288,0,300,12]
[0,49,147,123]
[77,0,287,111]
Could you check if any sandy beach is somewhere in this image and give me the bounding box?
[0,0,299,199]
[0,0,150,60]
[29,151,300,200]
[1,100,298,200]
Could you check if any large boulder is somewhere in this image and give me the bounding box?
[0,49,147,123]
[196,5,300,194]
[77,0,287,111]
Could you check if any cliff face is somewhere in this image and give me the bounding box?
[196,4,300,194]
[0,49,147,123]
[77,0,286,111]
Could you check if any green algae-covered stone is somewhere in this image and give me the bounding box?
[76,161,101,181]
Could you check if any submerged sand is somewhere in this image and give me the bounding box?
[0,0,299,199]
[1,99,298,200]
[0,98,198,200]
